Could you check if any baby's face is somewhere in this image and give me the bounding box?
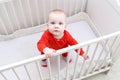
[48,12,66,37]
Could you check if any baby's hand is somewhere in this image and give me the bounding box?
[82,54,89,60]
[43,47,56,58]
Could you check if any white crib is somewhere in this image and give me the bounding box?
[0,0,120,80]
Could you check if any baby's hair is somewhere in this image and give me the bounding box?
[50,9,65,14]
[48,9,66,19]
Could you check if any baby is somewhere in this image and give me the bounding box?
[37,9,89,67]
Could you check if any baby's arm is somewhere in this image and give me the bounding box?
[43,47,56,58]
[37,30,56,58]
[65,31,89,60]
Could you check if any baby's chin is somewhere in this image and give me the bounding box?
[52,32,61,36]
[53,32,63,37]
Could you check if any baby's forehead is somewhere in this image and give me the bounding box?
[49,12,66,17]
[49,13,66,21]
[48,13,65,21]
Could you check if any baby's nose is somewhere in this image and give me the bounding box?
[54,24,59,28]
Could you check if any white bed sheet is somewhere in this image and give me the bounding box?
[0,21,102,80]
[0,21,96,66]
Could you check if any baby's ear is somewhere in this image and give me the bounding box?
[46,23,49,27]
[46,23,48,26]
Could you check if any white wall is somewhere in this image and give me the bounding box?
[86,0,120,35]
[86,0,120,62]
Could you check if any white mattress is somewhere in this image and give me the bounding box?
[0,21,107,80]
[0,21,96,66]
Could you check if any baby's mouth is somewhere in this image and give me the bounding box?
[54,30,59,32]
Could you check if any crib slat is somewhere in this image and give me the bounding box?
[47,58,52,80]
[78,45,90,78]
[0,72,7,80]
[65,51,71,80]
[72,48,80,79]
[12,68,21,80]
[86,42,99,75]
[68,0,71,16]
[112,37,120,59]
[2,3,14,33]
[42,0,46,23]
[35,0,40,25]
[74,0,78,14]
[105,36,118,68]
[10,1,21,29]
[49,0,52,10]
[0,17,8,34]
[56,0,59,9]
[27,0,34,26]
[57,55,60,80]
[81,0,86,12]
[81,0,84,12]
[36,61,43,80]
[24,65,32,80]
[99,36,118,70]
[92,40,109,72]
[63,0,66,11]
[18,0,27,27]
[109,36,120,58]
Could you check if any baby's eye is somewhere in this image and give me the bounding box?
[51,22,55,25]
[59,22,63,25]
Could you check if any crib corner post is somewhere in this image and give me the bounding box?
[104,70,110,75]
[104,65,113,75]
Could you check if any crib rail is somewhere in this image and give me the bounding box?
[0,31,120,80]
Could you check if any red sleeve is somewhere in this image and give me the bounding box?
[65,30,85,55]
[37,30,48,52]
[65,30,78,45]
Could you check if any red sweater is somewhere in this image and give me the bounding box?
[37,29,84,55]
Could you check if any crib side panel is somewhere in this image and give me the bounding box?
[0,0,83,35]
[0,30,120,80]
